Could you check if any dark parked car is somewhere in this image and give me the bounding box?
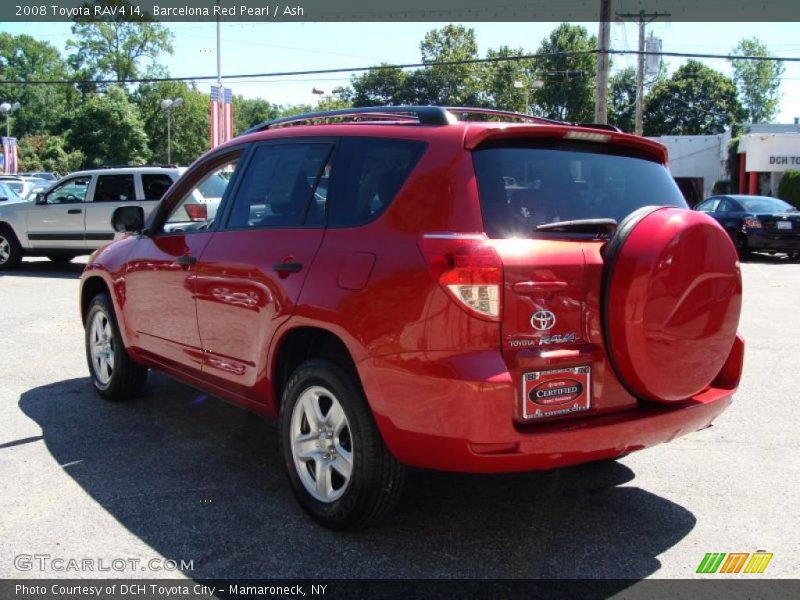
[694,195,800,260]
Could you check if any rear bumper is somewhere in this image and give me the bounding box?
[746,231,800,252]
[359,337,743,474]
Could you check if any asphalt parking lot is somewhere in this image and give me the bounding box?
[1,255,798,582]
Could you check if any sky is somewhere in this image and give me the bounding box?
[3,20,800,123]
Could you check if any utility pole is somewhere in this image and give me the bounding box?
[595,0,612,124]
[617,10,670,135]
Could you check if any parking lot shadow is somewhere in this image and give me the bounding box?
[0,259,84,279]
[20,375,697,583]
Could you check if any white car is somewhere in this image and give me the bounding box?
[0,166,185,269]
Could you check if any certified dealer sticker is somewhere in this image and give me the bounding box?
[522,366,591,420]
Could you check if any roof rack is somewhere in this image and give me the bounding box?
[244,106,455,134]
[243,105,571,135]
[442,107,567,126]
[88,163,179,170]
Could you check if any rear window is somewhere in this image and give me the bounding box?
[473,141,687,238]
[327,137,426,227]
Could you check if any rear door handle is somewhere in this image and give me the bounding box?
[175,255,197,267]
[68,209,82,214]
[273,262,302,273]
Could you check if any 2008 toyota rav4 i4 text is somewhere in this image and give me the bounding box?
[79,107,744,529]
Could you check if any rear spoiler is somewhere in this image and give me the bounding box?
[463,124,669,163]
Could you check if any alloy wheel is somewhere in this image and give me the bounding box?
[289,385,354,503]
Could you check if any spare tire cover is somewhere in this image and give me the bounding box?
[602,206,742,403]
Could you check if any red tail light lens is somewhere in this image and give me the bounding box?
[419,233,503,321]
[185,203,207,221]
[743,217,762,229]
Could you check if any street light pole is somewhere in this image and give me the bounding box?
[0,102,21,137]
[160,98,183,164]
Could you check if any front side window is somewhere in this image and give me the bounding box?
[45,176,91,204]
[473,141,688,239]
[163,158,239,233]
[94,174,136,202]
[226,142,333,229]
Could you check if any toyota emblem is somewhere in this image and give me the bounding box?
[531,310,556,331]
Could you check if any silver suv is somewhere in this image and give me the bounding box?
[0,166,187,269]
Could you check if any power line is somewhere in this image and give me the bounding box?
[0,48,797,86]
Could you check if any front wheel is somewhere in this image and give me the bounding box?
[0,226,22,270]
[279,359,406,529]
[85,294,148,401]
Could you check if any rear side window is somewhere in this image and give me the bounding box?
[94,174,136,202]
[142,174,174,200]
[227,142,333,229]
[473,141,687,239]
[327,137,426,227]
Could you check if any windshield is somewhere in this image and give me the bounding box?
[739,197,795,213]
[196,172,230,200]
[4,181,24,194]
[473,141,687,238]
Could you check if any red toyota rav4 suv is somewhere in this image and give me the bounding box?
[80,107,743,529]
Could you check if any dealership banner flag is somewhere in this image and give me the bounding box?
[210,86,234,149]
[1,136,18,174]
[210,85,220,148]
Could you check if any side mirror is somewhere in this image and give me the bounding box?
[35,193,46,205]
[112,206,145,233]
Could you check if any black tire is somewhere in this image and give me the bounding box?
[733,233,751,260]
[788,251,800,262]
[0,225,22,271]
[84,294,148,401]
[47,255,74,264]
[278,359,406,529]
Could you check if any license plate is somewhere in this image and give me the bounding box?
[522,366,591,420]
[777,221,792,230]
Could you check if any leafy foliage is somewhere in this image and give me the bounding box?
[68,85,149,167]
[135,81,210,164]
[67,0,173,86]
[777,171,800,209]
[0,33,75,137]
[730,38,784,124]
[608,67,636,133]
[17,134,84,173]
[531,24,597,123]
[643,61,745,136]
[483,47,537,113]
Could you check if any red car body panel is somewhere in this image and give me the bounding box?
[80,118,743,473]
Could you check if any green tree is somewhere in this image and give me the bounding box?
[412,25,485,106]
[67,1,173,85]
[730,38,784,123]
[484,46,538,113]
[0,33,75,137]
[643,61,745,136]
[68,85,149,167]
[17,134,84,174]
[608,67,636,133]
[234,96,280,134]
[350,65,412,107]
[135,81,210,165]
[531,24,597,122]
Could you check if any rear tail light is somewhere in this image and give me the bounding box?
[743,217,762,229]
[419,233,502,321]
[185,203,207,221]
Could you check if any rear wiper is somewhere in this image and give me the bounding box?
[535,218,618,235]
